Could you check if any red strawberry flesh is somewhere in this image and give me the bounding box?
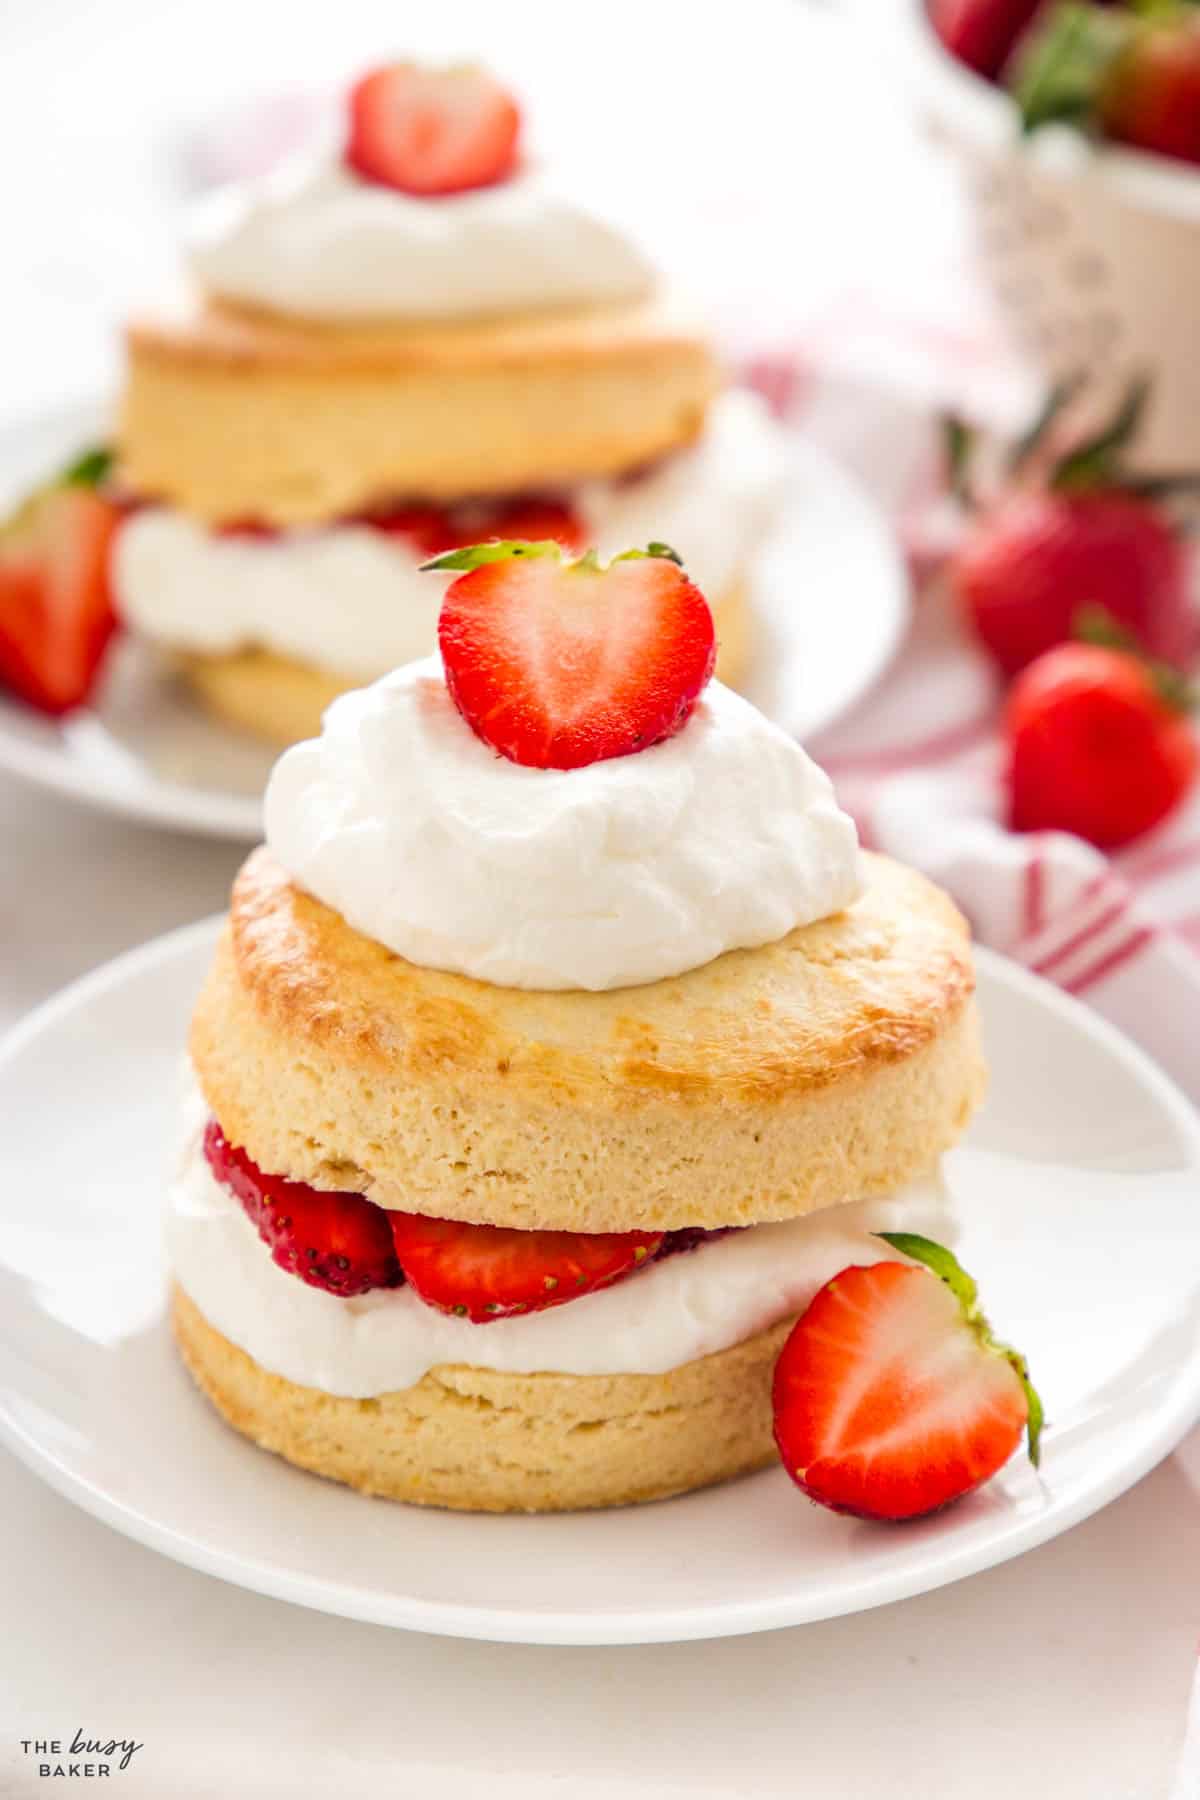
[203,1119,402,1296]
[387,1212,665,1322]
[202,1119,730,1313]
[346,63,521,196]
[0,484,119,715]
[434,542,717,770]
[772,1248,1038,1521]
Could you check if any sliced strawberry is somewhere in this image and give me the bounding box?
[481,498,585,553]
[0,453,120,715]
[427,539,716,770]
[366,497,583,560]
[346,63,521,197]
[388,1212,664,1322]
[203,1118,401,1296]
[772,1234,1042,1521]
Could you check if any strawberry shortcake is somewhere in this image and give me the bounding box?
[101,62,783,745]
[168,541,1006,1514]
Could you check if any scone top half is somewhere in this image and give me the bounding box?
[118,62,717,525]
[191,846,984,1235]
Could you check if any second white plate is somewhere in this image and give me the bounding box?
[0,398,907,840]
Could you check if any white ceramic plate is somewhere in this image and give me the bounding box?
[0,399,907,841]
[2,922,1199,1644]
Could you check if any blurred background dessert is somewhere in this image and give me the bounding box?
[111,60,783,743]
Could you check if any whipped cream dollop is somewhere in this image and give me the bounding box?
[264,653,861,992]
[112,391,784,679]
[186,152,655,321]
[169,1074,954,1395]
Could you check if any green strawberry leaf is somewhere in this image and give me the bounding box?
[1008,373,1088,475]
[1009,1,1131,135]
[61,445,114,490]
[612,541,684,567]
[941,415,977,508]
[1051,374,1151,491]
[419,538,565,573]
[1075,605,1197,712]
[878,1232,1044,1466]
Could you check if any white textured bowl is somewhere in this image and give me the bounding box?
[903,0,1200,470]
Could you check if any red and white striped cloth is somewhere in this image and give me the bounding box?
[743,342,1200,1112]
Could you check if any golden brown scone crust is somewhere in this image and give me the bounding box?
[189,849,985,1232]
[172,577,753,747]
[119,293,718,524]
[172,1284,787,1513]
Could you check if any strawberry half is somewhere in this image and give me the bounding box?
[772,1234,1042,1521]
[0,446,120,715]
[203,1118,401,1296]
[345,63,521,196]
[426,539,717,770]
[387,1212,664,1322]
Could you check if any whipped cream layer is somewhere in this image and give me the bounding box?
[187,153,654,321]
[264,650,861,992]
[112,391,784,680]
[169,1075,954,1396]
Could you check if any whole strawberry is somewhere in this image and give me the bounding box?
[772,1234,1042,1521]
[1005,637,1197,847]
[930,0,1045,79]
[1102,11,1200,164]
[948,379,1195,678]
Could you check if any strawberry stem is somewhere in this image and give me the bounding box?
[1074,606,1197,711]
[877,1232,1044,1466]
[941,415,977,508]
[419,538,564,573]
[61,445,114,490]
[1010,1,1130,135]
[1008,373,1087,476]
[1050,374,1151,492]
[612,541,684,567]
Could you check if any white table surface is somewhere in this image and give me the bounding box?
[3,1,1200,1792]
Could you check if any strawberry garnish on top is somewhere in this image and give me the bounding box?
[772,1234,1042,1521]
[203,1118,402,1296]
[387,1212,664,1322]
[0,446,121,715]
[346,62,521,196]
[947,377,1197,678]
[424,539,717,770]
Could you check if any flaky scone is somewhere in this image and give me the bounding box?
[172,1285,788,1513]
[120,295,718,525]
[190,848,985,1234]
[171,575,755,747]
